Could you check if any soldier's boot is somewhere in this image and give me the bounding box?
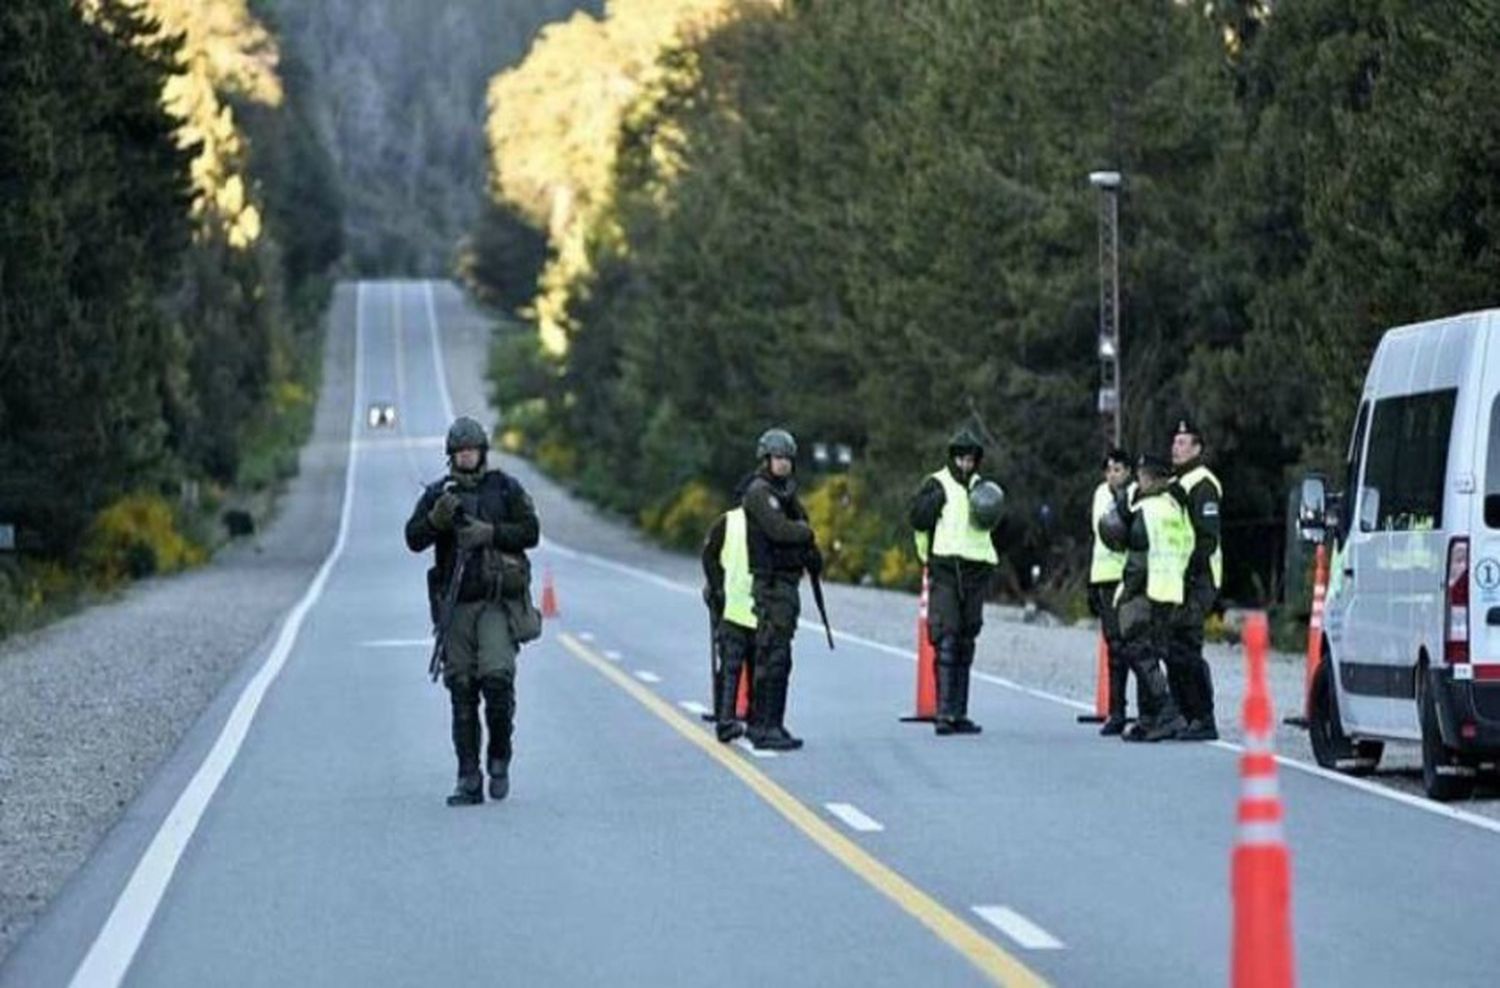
[1100,648,1129,736]
[1174,657,1219,740]
[1123,664,1183,743]
[934,636,962,736]
[446,688,484,806]
[753,676,802,751]
[951,639,982,734]
[480,676,514,800]
[715,658,745,743]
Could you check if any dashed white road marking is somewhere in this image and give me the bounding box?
[536,509,1500,838]
[633,670,661,684]
[825,802,885,833]
[678,700,711,717]
[578,631,595,643]
[734,737,778,759]
[604,649,623,662]
[360,639,429,648]
[972,906,1065,951]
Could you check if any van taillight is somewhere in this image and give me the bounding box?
[1446,537,1470,665]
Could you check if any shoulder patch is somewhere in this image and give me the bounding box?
[1202,501,1220,518]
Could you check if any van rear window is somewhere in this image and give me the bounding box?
[1363,389,1456,531]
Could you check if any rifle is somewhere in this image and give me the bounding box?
[428,550,470,681]
[808,571,835,650]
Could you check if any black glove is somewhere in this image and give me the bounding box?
[804,543,824,577]
[428,491,461,531]
[456,519,494,550]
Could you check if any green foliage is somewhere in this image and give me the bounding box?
[475,1,1500,605]
[0,0,339,637]
[801,475,891,584]
[84,493,207,584]
[640,479,724,550]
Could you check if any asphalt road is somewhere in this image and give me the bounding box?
[7,281,1500,987]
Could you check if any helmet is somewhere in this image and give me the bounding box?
[968,480,1006,531]
[947,425,985,463]
[1097,503,1130,551]
[446,416,489,456]
[756,428,798,460]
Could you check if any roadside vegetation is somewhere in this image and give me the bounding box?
[472,0,1500,635]
[0,0,341,637]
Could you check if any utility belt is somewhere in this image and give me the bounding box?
[427,547,542,643]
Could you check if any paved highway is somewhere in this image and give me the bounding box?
[7,282,1500,987]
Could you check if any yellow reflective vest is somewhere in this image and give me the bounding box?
[1139,492,1193,605]
[914,469,1000,565]
[720,507,757,629]
[1177,464,1224,589]
[1089,481,1126,584]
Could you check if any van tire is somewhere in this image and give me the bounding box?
[1420,679,1475,802]
[1308,662,1382,775]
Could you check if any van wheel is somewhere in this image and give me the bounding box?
[1420,679,1475,802]
[1305,661,1376,772]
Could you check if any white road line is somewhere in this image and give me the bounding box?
[578,631,595,643]
[68,281,371,988]
[360,639,430,648]
[604,649,623,661]
[825,802,885,833]
[972,906,1065,951]
[422,280,457,423]
[734,737,778,759]
[678,700,711,717]
[634,670,662,684]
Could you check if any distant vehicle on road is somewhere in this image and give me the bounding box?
[1300,309,1500,801]
[367,402,397,428]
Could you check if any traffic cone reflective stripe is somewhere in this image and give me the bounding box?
[901,568,937,722]
[1233,612,1296,988]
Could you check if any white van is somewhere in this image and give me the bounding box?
[1300,308,1500,801]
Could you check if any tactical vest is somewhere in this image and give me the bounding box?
[1139,492,1193,605]
[914,469,999,565]
[1178,464,1224,589]
[720,508,757,629]
[1090,482,1126,584]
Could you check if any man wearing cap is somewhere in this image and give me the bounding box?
[1090,447,1133,735]
[1116,454,1191,742]
[909,426,1007,736]
[1169,418,1223,741]
[740,428,822,751]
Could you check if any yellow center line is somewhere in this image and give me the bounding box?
[558,632,1051,988]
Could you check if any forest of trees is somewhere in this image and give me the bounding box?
[263,0,599,275]
[474,0,1500,608]
[0,0,343,626]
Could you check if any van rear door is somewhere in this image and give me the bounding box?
[1469,313,1500,680]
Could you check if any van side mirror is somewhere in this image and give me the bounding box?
[1359,488,1381,533]
[1297,474,1327,544]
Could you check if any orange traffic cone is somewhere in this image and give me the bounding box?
[1233,612,1296,988]
[1286,544,1328,727]
[735,662,752,720]
[1077,635,1110,723]
[901,568,938,722]
[540,566,559,619]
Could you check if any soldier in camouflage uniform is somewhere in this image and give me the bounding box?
[406,417,540,805]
